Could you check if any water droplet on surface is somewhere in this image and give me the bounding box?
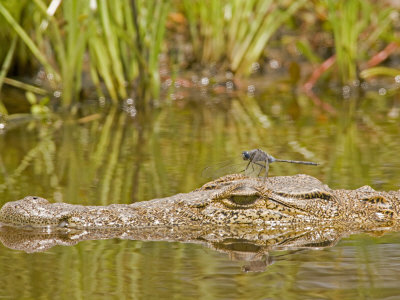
[38,69,46,79]
[342,85,351,99]
[226,81,234,90]
[388,107,399,119]
[122,98,137,117]
[247,85,255,94]
[201,77,209,86]
[162,78,172,89]
[361,82,369,90]
[127,107,137,118]
[47,73,54,81]
[251,62,260,73]
[225,71,233,79]
[269,59,280,69]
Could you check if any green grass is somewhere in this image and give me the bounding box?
[325,0,396,84]
[0,0,398,112]
[0,0,170,108]
[182,0,307,74]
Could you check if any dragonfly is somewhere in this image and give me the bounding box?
[202,149,319,180]
[242,149,319,179]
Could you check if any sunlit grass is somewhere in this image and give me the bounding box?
[0,0,170,108]
[325,0,396,84]
[182,0,307,75]
[360,67,400,79]
[0,0,398,112]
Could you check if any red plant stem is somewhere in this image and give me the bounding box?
[366,42,399,68]
[302,55,337,115]
[303,55,336,91]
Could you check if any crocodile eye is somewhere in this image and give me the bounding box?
[220,195,259,209]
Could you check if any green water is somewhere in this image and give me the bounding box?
[0,88,400,299]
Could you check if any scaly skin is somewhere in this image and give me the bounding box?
[1,173,400,258]
[0,174,399,229]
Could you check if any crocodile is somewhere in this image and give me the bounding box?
[0,174,399,259]
[1,173,399,229]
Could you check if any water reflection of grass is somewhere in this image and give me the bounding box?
[0,91,398,205]
[2,233,399,298]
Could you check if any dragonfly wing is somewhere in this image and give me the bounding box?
[243,161,266,177]
[202,160,246,179]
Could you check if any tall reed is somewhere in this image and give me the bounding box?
[0,0,170,107]
[182,0,307,75]
[0,0,397,109]
[324,0,395,84]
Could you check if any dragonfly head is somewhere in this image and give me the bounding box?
[242,151,251,161]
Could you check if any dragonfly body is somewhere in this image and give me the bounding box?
[202,149,319,179]
[242,149,318,179]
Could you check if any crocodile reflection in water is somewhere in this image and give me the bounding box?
[0,222,358,272]
[0,173,399,271]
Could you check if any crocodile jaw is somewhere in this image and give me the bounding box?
[1,174,400,229]
[0,194,333,229]
[0,195,209,229]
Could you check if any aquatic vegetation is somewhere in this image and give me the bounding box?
[361,67,400,81]
[1,89,399,204]
[182,0,307,74]
[324,0,397,84]
[0,0,170,108]
[0,0,398,112]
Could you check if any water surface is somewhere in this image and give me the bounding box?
[0,88,399,299]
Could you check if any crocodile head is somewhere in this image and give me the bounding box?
[1,174,400,257]
[0,174,343,229]
[194,174,339,225]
